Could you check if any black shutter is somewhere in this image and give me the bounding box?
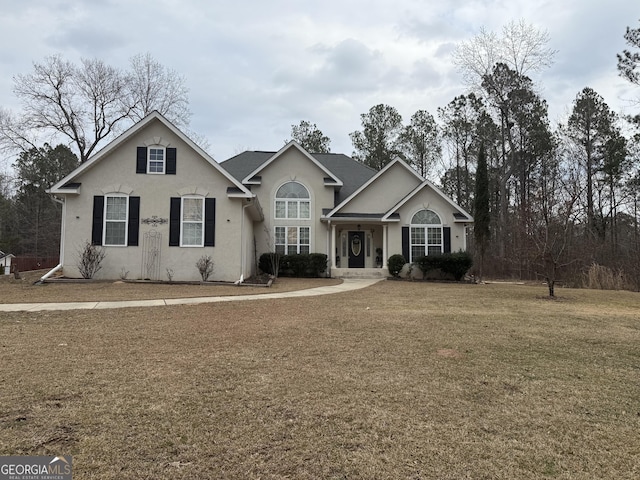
[136,147,147,174]
[169,197,181,246]
[128,197,140,246]
[204,198,216,246]
[92,196,104,245]
[443,227,451,253]
[166,148,177,175]
[402,226,409,261]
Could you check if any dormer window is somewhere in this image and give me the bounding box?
[148,147,165,174]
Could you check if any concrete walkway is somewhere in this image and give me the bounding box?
[0,278,384,312]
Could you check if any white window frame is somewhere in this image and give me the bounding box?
[274,226,310,255]
[274,182,310,220]
[148,146,166,174]
[410,209,443,262]
[104,194,128,247]
[180,196,204,247]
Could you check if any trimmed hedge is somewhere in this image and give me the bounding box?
[388,254,406,277]
[413,251,473,281]
[259,252,328,277]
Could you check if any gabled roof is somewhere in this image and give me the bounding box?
[323,158,473,223]
[241,141,342,186]
[382,177,474,223]
[221,146,376,204]
[48,111,253,198]
[324,158,423,219]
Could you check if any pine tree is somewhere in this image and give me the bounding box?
[473,143,490,280]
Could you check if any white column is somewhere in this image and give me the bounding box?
[331,223,337,269]
[382,224,388,268]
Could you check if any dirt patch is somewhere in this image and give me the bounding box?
[436,348,463,358]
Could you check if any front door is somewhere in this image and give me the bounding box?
[348,231,365,268]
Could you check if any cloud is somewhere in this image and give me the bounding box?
[0,0,638,162]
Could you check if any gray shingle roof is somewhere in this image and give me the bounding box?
[220,151,377,205]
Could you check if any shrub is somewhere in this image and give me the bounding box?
[309,253,328,277]
[259,252,281,276]
[414,251,473,281]
[446,251,473,280]
[196,255,214,281]
[76,241,106,279]
[260,253,327,277]
[388,254,406,277]
[583,263,625,290]
[286,254,307,277]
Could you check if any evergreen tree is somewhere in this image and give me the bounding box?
[288,121,331,153]
[349,104,403,170]
[473,143,490,280]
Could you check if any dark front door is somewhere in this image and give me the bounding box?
[348,231,365,268]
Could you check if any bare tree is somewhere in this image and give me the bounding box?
[128,53,191,127]
[454,19,557,88]
[2,54,191,163]
[529,164,580,297]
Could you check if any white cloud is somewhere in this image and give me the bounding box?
[0,0,637,162]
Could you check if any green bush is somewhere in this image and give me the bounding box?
[414,251,473,281]
[259,252,281,276]
[309,253,328,276]
[286,254,307,277]
[259,252,327,277]
[388,254,406,277]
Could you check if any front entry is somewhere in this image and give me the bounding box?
[348,231,365,268]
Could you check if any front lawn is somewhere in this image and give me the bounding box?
[1,281,638,479]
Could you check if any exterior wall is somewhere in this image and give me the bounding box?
[389,185,469,259]
[249,148,335,261]
[241,201,257,280]
[338,163,422,214]
[61,119,245,282]
[0,256,12,274]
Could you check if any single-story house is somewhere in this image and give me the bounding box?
[0,251,15,275]
[46,111,473,282]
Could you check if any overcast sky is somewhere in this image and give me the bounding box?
[0,0,638,165]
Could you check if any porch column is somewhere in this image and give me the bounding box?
[382,224,388,268]
[331,223,337,269]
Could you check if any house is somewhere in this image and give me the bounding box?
[47,111,473,282]
[0,251,14,275]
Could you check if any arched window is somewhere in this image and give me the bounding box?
[410,209,442,260]
[275,182,310,219]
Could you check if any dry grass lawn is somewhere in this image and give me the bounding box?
[0,270,342,303]
[1,278,639,479]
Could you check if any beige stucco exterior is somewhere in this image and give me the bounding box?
[49,112,472,282]
[247,147,335,257]
[52,114,257,282]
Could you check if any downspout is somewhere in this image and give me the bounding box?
[40,195,65,282]
[235,198,253,285]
